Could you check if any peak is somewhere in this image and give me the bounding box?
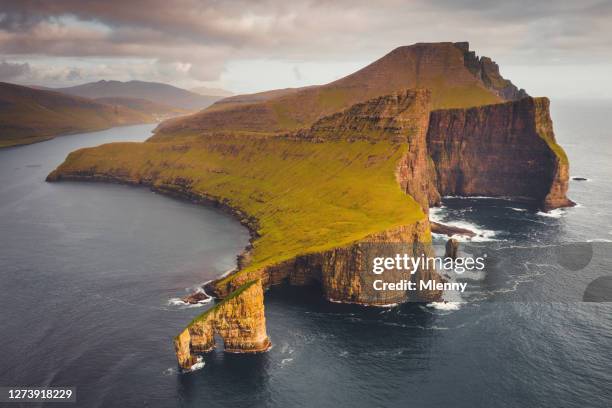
[390,41,469,52]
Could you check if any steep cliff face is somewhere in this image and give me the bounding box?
[174,280,270,369]
[207,220,441,306]
[427,97,573,209]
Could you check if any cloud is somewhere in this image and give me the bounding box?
[293,66,302,81]
[0,60,30,80]
[0,0,610,91]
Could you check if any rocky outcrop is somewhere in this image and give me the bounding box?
[445,239,459,259]
[455,41,528,101]
[431,222,476,238]
[427,97,573,209]
[173,280,270,370]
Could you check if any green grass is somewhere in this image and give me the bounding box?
[533,98,569,165]
[52,134,426,287]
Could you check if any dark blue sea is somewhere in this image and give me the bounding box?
[1,100,611,407]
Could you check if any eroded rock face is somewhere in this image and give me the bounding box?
[427,97,573,209]
[455,41,527,101]
[206,220,441,305]
[174,280,270,369]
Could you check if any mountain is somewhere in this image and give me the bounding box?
[155,42,527,137]
[189,86,233,97]
[0,82,153,148]
[94,97,190,118]
[55,80,222,110]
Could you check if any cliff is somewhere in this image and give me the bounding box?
[174,280,270,370]
[427,97,573,209]
[207,220,440,306]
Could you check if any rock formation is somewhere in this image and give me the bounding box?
[173,280,270,370]
[427,97,573,210]
[445,239,459,259]
[455,42,527,101]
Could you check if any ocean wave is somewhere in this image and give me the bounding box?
[280,358,294,366]
[429,207,499,242]
[167,297,212,308]
[536,209,565,218]
[508,207,527,212]
[182,356,205,373]
[190,359,205,372]
[442,195,514,200]
[426,301,461,311]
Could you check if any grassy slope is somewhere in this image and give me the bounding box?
[0,82,154,148]
[51,134,425,281]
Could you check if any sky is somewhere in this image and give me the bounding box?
[0,0,611,99]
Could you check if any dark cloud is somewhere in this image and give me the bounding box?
[0,0,610,88]
[0,60,31,80]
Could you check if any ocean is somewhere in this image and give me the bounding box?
[0,100,611,407]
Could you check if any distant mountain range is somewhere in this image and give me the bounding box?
[0,82,153,148]
[55,80,223,110]
[0,80,232,148]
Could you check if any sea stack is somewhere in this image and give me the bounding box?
[173,280,270,370]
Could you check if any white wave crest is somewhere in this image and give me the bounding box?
[426,301,461,311]
[189,356,205,372]
[429,207,498,242]
[536,209,565,218]
[508,207,527,212]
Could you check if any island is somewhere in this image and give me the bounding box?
[46,42,573,369]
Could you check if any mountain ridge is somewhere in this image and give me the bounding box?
[0,82,154,148]
[154,42,525,137]
[55,80,222,111]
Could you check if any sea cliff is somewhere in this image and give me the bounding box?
[427,97,573,209]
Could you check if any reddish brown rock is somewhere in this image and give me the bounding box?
[427,97,573,210]
[180,291,211,304]
[431,222,476,238]
[173,280,270,370]
[445,238,460,260]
